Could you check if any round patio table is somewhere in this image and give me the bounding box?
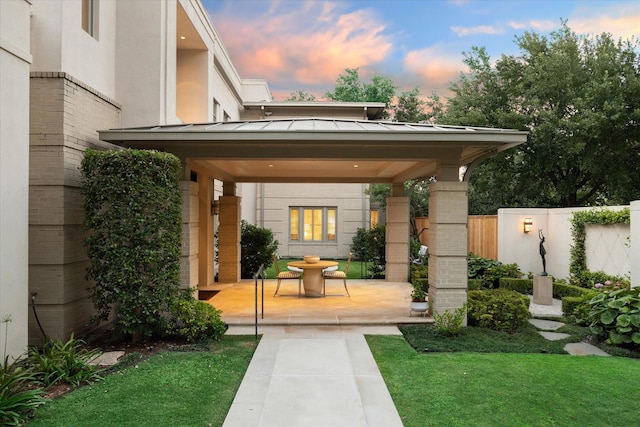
[287,260,339,297]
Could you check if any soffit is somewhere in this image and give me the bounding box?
[99,118,528,183]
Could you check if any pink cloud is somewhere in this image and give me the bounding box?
[569,6,640,40]
[211,2,394,90]
[404,44,468,94]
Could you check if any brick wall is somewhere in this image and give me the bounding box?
[28,73,121,344]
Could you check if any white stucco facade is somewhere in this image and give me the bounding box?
[0,0,32,360]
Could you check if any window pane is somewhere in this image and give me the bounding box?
[313,209,322,241]
[290,208,299,240]
[370,210,378,228]
[303,209,313,241]
[327,209,336,241]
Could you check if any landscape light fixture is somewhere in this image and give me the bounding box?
[523,218,533,233]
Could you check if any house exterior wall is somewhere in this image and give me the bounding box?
[29,73,121,345]
[0,0,32,360]
[258,183,370,259]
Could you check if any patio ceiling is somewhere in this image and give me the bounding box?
[98,118,528,183]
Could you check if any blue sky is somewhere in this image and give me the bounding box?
[201,0,640,100]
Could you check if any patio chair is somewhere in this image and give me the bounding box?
[272,253,302,297]
[322,252,352,297]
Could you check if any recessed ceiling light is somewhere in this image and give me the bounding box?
[353,164,359,168]
[180,36,186,40]
[268,164,274,168]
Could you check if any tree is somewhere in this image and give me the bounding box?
[438,22,640,213]
[240,220,278,278]
[324,68,396,118]
[393,87,428,123]
[285,90,316,101]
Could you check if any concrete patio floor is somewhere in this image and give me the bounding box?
[203,279,433,327]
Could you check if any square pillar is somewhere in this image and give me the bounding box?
[428,181,468,320]
[385,196,410,282]
[180,181,199,291]
[198,176,215,287]
[218,195,241,283]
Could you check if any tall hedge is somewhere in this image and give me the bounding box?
[81,149,182,340]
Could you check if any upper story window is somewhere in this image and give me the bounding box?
[82,0,98,38]
[290,207,336,243]
[213,99,220,121]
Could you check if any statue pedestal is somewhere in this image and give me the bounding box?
[533,275,553,305]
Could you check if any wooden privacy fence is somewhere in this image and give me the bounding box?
[414,215,498,260]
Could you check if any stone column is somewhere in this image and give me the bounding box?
[428,181,468,321]
[198,176,215,287]
[218,182,241,283]
[385,183,410,282]
[180,180,199,291]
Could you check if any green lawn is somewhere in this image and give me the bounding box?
[27,336,257,427]
[26,324,640,427]
[367,333,640,427]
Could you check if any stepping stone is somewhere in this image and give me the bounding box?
[88,351,125,366]
[529,318,565,331]
[538,331,570,341]
[564,342,610,357]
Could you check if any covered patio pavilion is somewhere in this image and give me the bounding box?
[99,118,527,317]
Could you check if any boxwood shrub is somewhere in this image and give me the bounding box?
[467,289,530,333]
[467,279,482,290]
[410,264,429,292]
[499,278,533,294]
[553,280,592,299]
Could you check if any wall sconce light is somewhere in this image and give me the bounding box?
[523,218,533,233]
[211,200,220,216]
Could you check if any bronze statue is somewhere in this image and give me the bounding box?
[539,229,547,276]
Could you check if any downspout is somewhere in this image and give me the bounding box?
[260,183,265,227]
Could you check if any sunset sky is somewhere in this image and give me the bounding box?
[201,0,640,101]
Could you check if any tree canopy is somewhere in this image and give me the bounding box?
[436,22,640,213]
[285,90,316,101]
[324,68,396,118]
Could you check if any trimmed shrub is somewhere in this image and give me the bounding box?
[500,278,533,294]
[241,220,278,278]
[553,280,592,299]
[81,149,183,341]
[562,295,595,319]
[167,294,228,343]
[410,264,429,291]
[468,289,530,333]
[467,279,482,291]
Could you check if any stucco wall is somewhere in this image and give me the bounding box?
[499,205,633,281]
[30,0,118,99]
[0,0,32,360]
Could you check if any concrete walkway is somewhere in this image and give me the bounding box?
[223,326,404,427]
